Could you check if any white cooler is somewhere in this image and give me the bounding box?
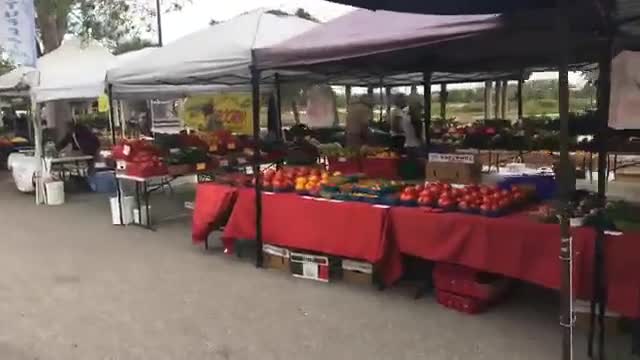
[110,196,135,225]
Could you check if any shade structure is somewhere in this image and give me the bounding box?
[0,67,37,97]
[106,9,318,99]
[32,38,117,103]
[326,0,558,14]
[255,8,619,75]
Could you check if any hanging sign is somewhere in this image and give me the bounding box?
[0,0,37,66]
[181,93,253,135]
[97,94,110,113]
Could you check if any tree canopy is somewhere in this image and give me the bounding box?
[35,0,190,53]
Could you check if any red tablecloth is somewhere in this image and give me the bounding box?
[389,207,593,290]
[578,233,640,318]
[191,183,237,244]
[223,189,403,284]
[389,207,640,318]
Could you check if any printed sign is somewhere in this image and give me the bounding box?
[428,153,476,164]
[0,0,37,66]
[181,93,253,135]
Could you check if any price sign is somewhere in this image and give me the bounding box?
[196,163,206,171]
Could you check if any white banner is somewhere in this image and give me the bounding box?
[0,0,37,66]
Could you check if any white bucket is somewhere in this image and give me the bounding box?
[110,196,135,225]
[133,207,151,226]
[44,181,65,205]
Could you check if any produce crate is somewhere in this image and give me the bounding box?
[342,259,376,286]
[433,263,510,302]
[167,164,193,176]
[263,245,290,273]
[327,157,361,174]
[436,289,488,315]
[361,158,401,180]
[290,252,340,282]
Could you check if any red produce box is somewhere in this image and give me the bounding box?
[327,157,361,174]
[436,290,488,315]
[433,263,510,302]
[125,161,168,178]
[361,157,400,180]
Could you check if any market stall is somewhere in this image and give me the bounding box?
[243,3,640,359]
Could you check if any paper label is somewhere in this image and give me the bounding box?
[428,153,475,164]
[338,157,347,162]
[303,263,318,279]
[219,160,229,167]
[209,145,218,153]
[227,143,236,150]
[123,145,131,156]
[237,158,247,165]
[196,163,206,171]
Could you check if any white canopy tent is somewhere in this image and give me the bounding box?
[106,9,318,99]
[0,67,37,97]
[32,38,116,103]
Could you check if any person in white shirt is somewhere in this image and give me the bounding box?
[391,93,422,155]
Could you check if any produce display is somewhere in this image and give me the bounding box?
[400,182,533,216]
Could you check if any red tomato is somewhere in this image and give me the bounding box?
[400,193,414,202]
[414,184,425,192]
[264,169,276,181]
[480,204,491,213]
[419,190,431,198]
[459,201,470,210]
[479,186,491,195]
[418,195,433,206]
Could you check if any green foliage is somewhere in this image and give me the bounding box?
[113,37,154,55]
[35,0,191,51]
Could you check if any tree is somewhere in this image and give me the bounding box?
[209,19,220,26]
[35,0,190,53]
[113,37,154,55]
[294,8,320,23]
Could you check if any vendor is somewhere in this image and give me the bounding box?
[390,93,421,155]
[56,122,101,159]
[203,103,222,131]
[345,95,372,150]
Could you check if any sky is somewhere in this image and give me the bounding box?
[161,0,586,88]
[163,0,353,43]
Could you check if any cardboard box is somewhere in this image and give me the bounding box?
[263,244,290,272]
[426,153,481,184]
[342,260,375,286]
[290,252,339,282]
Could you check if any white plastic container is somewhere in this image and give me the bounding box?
[110,196,135,225]
[133,206,151,226]
[44,181,65,205]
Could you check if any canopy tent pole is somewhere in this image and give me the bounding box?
[500,80,508,119]
[250,59,263,268]
[385,86,392,121]
[274,73,283,140]
[107,84,117,146]
[440,83,447,120]
[345,85,352,106]
[484,81,492,119]
[494,80,501,119]
[588,6,614,359]
[379,80,384,122]
[31,96,42,205]
[556,0,574,359]
[517,76,524,119]
[423,72,432,155]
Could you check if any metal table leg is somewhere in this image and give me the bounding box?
[633,319,640,356]
[143,180,152,230]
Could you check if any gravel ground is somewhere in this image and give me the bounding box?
[0,173,634,360]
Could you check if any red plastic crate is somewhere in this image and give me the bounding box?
[433,263,509,302]
[436,289,488,315]
[327,157,361,174]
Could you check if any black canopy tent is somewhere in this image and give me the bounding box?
[249,2,640,359]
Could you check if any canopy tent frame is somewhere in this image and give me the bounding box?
[247,4,636,359]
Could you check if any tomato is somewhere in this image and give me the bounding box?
[480,204,491,213]
[404,187,418,198]
[438,197,454,209]
[479,186,491,195]
[458,201,469,210]
[500,189,510,197]
[271,180,283,190]
[418,195,433,206]
[400,193,415,202]
[264,169,276,181]
[419,190,431,198]
[414,184,425,192]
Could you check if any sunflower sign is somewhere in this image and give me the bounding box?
[181,93,253,135]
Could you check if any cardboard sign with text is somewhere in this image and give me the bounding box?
[426,153,481,184]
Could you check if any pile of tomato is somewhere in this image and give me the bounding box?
[400,182,530,216]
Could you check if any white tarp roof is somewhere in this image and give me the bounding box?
[106,9,318,99]
[32,38,116,103]
[0,66,37,96]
